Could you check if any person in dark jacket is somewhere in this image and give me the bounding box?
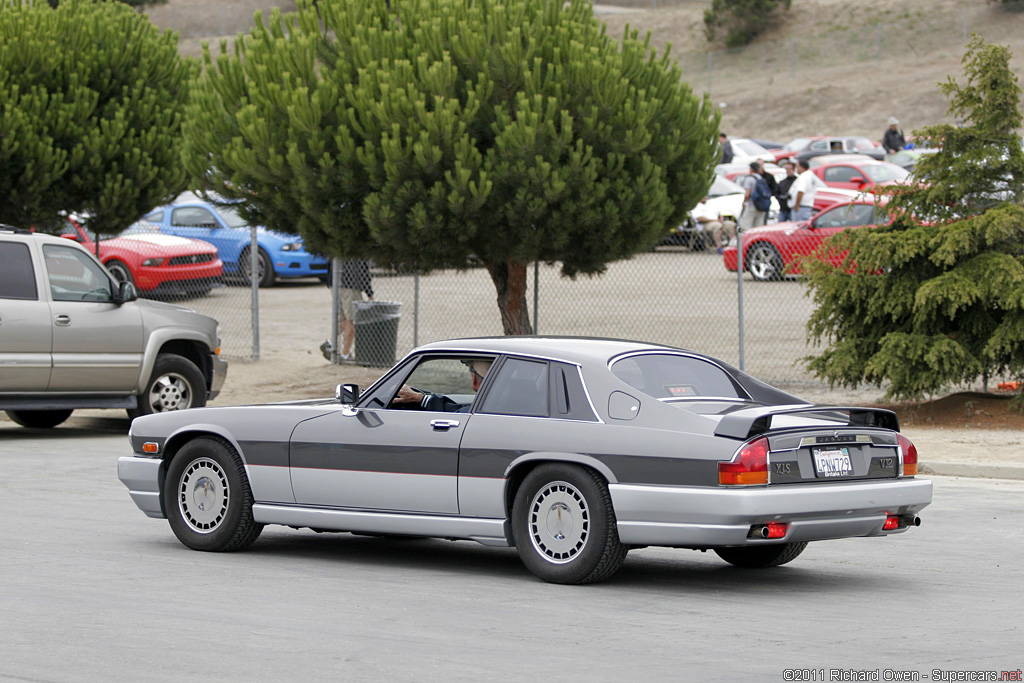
[323,259,373,360]
[393,359,493,412]
[719,133,733,164]
[775,159,798,222]
[883,116,907,157]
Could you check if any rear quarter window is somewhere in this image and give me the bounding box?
[0,242,38,300]
[610,354,742,400]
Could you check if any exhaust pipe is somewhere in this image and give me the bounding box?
[914,516,922,527]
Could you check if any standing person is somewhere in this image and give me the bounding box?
[321,259,373,361]
[882,116,906,158]
[691,196,736,254]
[739,161,768,231]
[719,133,733,164]
[775,159,798,222]
[790,159,825,221]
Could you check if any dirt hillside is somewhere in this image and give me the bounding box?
[144,0,1024,143]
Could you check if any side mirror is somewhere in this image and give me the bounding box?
[336,383,359,405]
[849,176,867,186]
[114,281,137,304]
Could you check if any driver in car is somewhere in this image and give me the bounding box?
[392,359,493,412]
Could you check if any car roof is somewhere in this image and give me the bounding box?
[415,336,698,366]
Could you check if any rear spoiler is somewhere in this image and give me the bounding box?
[714,404,900,440]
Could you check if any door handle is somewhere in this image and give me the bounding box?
[54,314,71,327]
[430,419,460,431]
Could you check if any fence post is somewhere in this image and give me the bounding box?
[737,227,745,370]
[791,38,796,79]
[963,8,968,45]
[876,24,881,65]
[250,225,260,360]
[533,261,540,334]
[329,258,340,363]
[413,271,420,348]
[707,51,713,94]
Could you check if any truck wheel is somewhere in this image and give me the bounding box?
[4,409,74,429]
[714,542,808,568]
[163,436,263,551]
[240,247,274,288]
[511,463,628,584]
[128,354,206,420]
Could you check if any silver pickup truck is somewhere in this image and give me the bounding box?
[0,226,227,428]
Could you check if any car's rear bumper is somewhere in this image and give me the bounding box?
[609,478,932,547]
[118,455,165,519]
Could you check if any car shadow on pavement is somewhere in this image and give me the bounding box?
[234,529,893,593]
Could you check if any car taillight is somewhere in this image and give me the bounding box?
[719,436,769,486]
[897,434,918,476]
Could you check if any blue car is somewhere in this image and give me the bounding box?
[143,195,329,287]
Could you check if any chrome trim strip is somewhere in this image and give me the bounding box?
[798,434,873,447]
[251,504,512,547]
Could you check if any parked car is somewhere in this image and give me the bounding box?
[887,148,939,171]
[810,158,910,191]
[780,136,884,163]
[0,226,227,427]
[723,198,883,281]
[723,137,777,164]
[119,336,930,584]
[750,138,785,151]
[59,218,222,298]
[143,194,329,287]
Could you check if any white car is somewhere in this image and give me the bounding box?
[724,137,776,164]
[660,176,778,250]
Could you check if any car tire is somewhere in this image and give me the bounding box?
[4,409,74,429]
[511,463,628,584]
[163,436,264,552]
[106,259,134,286]
[714,542,808,568]
[747,242,784,281]
[240,246,275,288]
[128,353,206,420]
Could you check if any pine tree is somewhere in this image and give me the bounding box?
[802,36,1024,400]
[0,0,197,236]
[184,0,720,334]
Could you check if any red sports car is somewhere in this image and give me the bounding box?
[811,158,910,191]
[60,219,223,297]
[723,199,884,281]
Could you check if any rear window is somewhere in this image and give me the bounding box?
[610,353,741,400]
[0,241,38,300]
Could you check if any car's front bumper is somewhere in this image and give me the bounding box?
[610,478,932,547]
[118,455,165,519]
[272,252,329,279]
[209,354,228,400]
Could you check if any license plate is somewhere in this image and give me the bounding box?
[813,447,852,478]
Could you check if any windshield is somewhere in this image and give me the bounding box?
[849,137,877,151]
[734,140,769,156]
[862,164,909,182]
[783,137,814,152]
[710,175,744,196]
[216,205,251,229]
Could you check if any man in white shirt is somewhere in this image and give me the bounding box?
[692,196,736,254]
[791,159,826,221]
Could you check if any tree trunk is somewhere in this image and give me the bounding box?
[485,260,534,336]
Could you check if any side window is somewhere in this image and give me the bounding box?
[145,210,164,222]
[42,245,113,302]
[480,358,549,417]
[810,140,829,151]
[357,355,495,412]
[549,362,598,421]
[171,207,219,227]
[610,353,742,400]
[0,242,39,300]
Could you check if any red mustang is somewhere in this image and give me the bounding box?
[723,198,886,281]
[60,219,223,297]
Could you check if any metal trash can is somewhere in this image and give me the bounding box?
[353,300,401,367]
